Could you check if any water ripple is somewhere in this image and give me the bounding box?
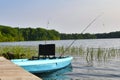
[66,72,120,78]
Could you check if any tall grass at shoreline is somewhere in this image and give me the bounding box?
[0,46,38,59]
[56,46,120,62]
[0,46,120,61]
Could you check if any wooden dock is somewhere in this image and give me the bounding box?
[0,57,42,80]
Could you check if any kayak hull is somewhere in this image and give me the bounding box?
[11,56,73,73]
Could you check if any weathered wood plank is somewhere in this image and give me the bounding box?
[0,57,42,80]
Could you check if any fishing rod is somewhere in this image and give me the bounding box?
[45,20,49,44]
[59,14,102,57]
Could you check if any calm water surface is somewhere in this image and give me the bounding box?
[1,39,120,80]
[1,38,120,48]
[69,56,120,80]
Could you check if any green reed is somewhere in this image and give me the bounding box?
[56,46,120,63]
[0,46,120,62]
[0,46,38,59]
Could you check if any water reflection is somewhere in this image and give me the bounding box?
[67,57,120,80]
[34,64,73,80]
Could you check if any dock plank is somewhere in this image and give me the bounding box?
[0,57,42,80]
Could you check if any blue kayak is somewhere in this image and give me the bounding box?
[11,56,73,73]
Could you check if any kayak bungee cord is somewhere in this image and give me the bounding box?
[59,14,103,57]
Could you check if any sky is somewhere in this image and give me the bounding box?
[0,0,120,33]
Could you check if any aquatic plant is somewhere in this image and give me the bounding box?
[56,46,120,63]
[0,45,120,62]
[0,46,38,59]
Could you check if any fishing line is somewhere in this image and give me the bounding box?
[59,14,103,57]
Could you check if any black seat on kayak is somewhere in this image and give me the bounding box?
[38,44,55,58]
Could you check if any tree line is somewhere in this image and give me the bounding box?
[0,25,60,42]
[0,25,120,42]
[60,31,120,39]
[96,31,120,38]
[60,33,96,39]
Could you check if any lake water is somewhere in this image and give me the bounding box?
[1,38,120,48]
[1,39,120,80]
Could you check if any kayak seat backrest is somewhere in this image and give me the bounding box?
[38,44,55,58]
